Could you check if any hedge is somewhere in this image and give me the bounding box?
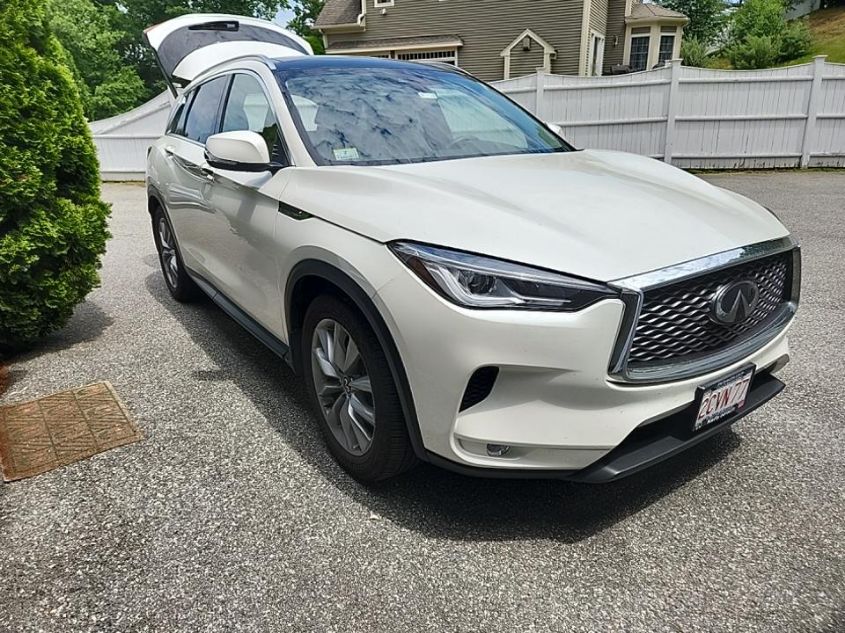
[0,0,110,353]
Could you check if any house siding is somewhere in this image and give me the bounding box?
[326,0,585,80]
[604,0,628,68]
[589,0,609,34]
[509,43,547,78]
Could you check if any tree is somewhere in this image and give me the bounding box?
[660,0,727,45]
[283,0,326,54]
[0,0,110,352]
[47,0,145,120]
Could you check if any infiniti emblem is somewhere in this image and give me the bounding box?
[711,280,760,325]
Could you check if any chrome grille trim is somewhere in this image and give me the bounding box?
[608,236,800,384]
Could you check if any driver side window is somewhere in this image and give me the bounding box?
[221,74,288,165]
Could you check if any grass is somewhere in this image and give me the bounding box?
[787,6,845,64]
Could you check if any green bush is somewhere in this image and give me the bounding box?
[725,0,813,68]
[728,35,781,69]
[681,37,710,67]
[730,0,787,42]
[780,20,813,61]
[0,0,110,353]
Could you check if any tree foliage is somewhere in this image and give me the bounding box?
[680,37,711,66]
[661,0,727,45]
[0,0,110,352]
[282,0,326,53]
[727,0,812,68]
[48,0,145,120]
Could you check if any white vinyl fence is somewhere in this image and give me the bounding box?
[91,57,845,178]
[90,92,172,180]
[492,56,845,169]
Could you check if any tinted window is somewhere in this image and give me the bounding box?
[277,64,569,166]
[184,76,228,144]
[168,93,192,136]
[221,74,287,164]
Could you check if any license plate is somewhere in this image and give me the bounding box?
[693,366,755,432]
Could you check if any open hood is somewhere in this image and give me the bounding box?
[144,13,312,94]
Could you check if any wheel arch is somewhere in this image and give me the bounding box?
[285,259,427,461]
[147,184,165,217]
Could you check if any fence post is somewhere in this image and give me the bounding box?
[800,55,826,168]
[663,59,682,165]
[535,68,546,120]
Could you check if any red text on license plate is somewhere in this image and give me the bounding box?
[694,370,753,431]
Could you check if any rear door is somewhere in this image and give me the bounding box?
[144,13,312,95]
[160,74,230,284]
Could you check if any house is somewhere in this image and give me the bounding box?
[316,0,688,80]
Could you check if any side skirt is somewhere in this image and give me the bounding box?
[186,268,294,368]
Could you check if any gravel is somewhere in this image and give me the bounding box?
[1,172,843,633]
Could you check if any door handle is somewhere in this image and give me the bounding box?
[164,145,176,157]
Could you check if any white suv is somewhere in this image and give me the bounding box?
[145,15,800,482]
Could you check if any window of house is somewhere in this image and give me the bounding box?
[374,0,394,6]
[395,49,458,66]
[629,36,650,72]
[221,73,287,164]
[658,34,675,65]
[183,76,228,144]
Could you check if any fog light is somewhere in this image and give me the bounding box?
[486,444,511,457]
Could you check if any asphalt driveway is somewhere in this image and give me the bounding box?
[1,172,843,632]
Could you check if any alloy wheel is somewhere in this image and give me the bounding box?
[157,216,178,288]
[310,318,375,456]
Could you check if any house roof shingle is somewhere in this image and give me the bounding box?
[315,0,361,28]
[627,3,688,21]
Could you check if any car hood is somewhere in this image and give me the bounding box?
[273,149,789,282]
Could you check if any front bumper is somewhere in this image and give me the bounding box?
[374,263,793,476]
[425,371,785,482]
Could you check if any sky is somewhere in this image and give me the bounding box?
[275,8,295,26]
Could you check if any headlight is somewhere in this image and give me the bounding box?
[389,241,616,311]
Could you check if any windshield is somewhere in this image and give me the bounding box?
[275,62,571,166]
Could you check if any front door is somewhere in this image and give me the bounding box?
[204,72,290,333]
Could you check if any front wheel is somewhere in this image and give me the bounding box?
[302,295,417,482]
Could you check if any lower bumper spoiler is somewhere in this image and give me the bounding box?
[426,372,785,483]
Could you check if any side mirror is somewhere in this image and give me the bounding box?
[205,131,271,172]
[546,122,564,137]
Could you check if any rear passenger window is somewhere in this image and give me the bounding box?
[221,74,287,164]
[183,76,228,144]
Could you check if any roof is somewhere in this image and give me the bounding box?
[627,3,688,22]
[315,0,360,28]
[271,55,466,75]
[327,34,463,53]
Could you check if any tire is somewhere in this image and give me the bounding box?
[152,205,202,303]
[302,295,417,482]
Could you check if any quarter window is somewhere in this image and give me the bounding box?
[183,76,228,144]
[221,74,287,164]
[630,36,650,72]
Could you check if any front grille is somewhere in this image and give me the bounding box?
[627,252,792,368]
